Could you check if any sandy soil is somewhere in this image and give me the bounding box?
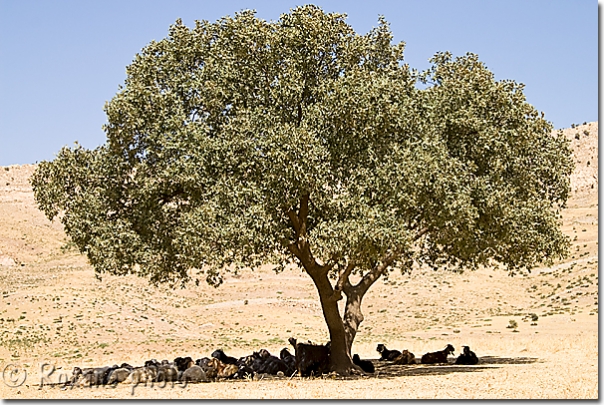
[0,122,598,399]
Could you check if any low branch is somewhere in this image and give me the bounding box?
[343,229,430,297]
[356,249,401,296]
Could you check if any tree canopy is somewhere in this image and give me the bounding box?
[31,5,573,373]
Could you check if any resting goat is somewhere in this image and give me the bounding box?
[180,365,209,383]
[421,344,455,364]
[173,356,195,372]
[376,344,401,361]
[455,346,479,365]
[280,348,297,376]
[107,368,132,385]
[212,349,239,365]
[352,354,375,373]
[393,349,416,365]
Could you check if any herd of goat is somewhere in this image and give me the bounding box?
[67,338,479,387]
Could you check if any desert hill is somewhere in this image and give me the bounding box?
[0,122,597,399]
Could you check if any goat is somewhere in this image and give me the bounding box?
[73,365,117,386]
[212,349,239,365]
[376,344,402,361]
[124,366,157,384]
[180,365,209,383]
[231,353,258,379]
[173,356,194,372]
[144,359,160,368]
[244,348,288,375]
[156,364,179,382]
[352,354,375,373]
[289,337,330,377]
[198,358,219,380]
[393,350,416,365]
[232,363,255,379]
[421,344,455,364]
[196,357,211,368]
[280,348,297,376]
[455,346,479,365]
[257,355,288,375]
[219,364,239,378]
[107,367,132,385]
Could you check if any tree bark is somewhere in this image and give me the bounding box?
[342,290,364,354]
[305,264,355,374]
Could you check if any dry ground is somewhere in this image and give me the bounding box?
[0,122,598,399]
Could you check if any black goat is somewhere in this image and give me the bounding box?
[257,355,288,375]
[232,363,255,379]
[197,357,218,380]
[144,359,160,368]
[212,349,239,365]
[289,337,330,377]
[376,344,402,361]
[455,346,479,365]
[240,350,288,376]
[72,365,118,386]
[421,344,455,364]
[173,356,194,372]
[196,357,212,368]
[280,348,297,376]
[352,354,375,373]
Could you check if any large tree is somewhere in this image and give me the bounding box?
[31,6,573,374]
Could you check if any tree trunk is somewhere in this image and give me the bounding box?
[342,291,364,354]
[306,266,356,374]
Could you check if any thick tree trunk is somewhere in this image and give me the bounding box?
[306,266,356,374]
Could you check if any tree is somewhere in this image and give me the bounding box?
[31,6,573,374]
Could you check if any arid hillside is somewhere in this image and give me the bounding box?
[0,122,598,399]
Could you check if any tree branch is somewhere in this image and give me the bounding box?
[352,228,430,296]
[287,193,323,278]
[356,249,400,296]
[287,242,302,259]
[287,209,301,235]
[414,227,430,242]
[299,193,309,237]
[329,260,355,302]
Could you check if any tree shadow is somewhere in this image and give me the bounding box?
[340,356,542,380]
[478,356,540,365]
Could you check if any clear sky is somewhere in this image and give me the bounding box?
[0,0,598,165]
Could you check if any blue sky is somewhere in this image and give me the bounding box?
[0,0,598,165]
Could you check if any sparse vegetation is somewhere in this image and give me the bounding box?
[0,11,597,399]
[30,5,574,375]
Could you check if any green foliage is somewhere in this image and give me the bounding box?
[31,6,572,288]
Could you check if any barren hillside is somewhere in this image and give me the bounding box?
[0,122,598,399]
